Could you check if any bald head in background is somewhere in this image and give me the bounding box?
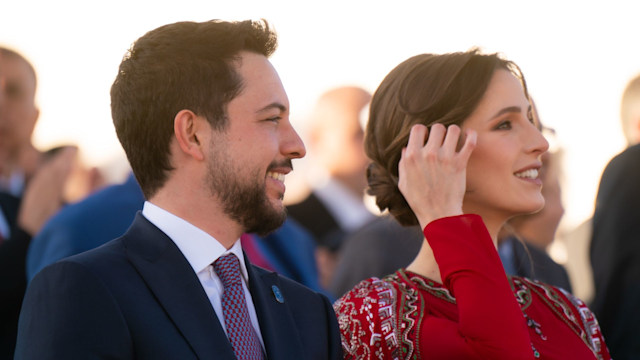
[621,74,640,146]
[287,86,374,293]
[307,86,371,198]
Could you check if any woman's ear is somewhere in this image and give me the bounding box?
[174,109,206,161]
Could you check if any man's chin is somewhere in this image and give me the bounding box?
[250,211,286,237]
[242,199,287,237]
[267,194,285,208]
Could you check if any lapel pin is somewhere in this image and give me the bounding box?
[271,285,285,303]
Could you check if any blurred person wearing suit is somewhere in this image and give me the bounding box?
[15,19,340,360]
[0,47,102,198]
[587,74,640,359]
[0,147,78,360]
[498,147,572,293]
[590,145,640,358]
[286,86,375,290]
[0,46,92,360]
[561,76,640,306]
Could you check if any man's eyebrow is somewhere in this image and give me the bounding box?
[489,106,522,120]
[256,102,287,114]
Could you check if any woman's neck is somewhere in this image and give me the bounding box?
[406,239,442,283]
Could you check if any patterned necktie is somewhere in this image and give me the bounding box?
[213,254,264,360]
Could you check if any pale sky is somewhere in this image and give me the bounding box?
[2,0,639,230]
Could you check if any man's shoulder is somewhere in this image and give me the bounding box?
[28,237,130,294]
[251,264,313,290]
[53,237,128,271]
[250,264,330,302]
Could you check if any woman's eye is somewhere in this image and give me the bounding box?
[495,121,512,130]
[266,116,281,123]
[527,108,536,124]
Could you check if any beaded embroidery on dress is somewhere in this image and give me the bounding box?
[334,270,607,360]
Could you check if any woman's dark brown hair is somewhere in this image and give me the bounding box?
[365,49,528,226]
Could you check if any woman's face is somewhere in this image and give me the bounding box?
[461,69,549,225]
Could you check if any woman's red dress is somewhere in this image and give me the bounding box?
[334,215,611,359]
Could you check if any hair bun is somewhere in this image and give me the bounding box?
[366,162,418,226]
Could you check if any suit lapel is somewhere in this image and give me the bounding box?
[123,214,235,359]
[245,253,305,359]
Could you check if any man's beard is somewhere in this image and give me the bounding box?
[205,149,288,237]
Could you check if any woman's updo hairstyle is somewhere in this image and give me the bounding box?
[365,49,528,226]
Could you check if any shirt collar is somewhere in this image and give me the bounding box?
[314,177,376,231]
[141,201,250,282]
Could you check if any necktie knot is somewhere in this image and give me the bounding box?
[214,253,243,288]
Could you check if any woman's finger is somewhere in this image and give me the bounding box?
[441,125,461,155]
[458,129,477,164]
[424,123,446,152]
[406,124,428,152]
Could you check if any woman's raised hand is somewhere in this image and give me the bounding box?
[398,123,477,229]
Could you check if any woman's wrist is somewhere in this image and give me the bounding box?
[417,208,464,231]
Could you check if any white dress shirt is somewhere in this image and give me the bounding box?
[142,201,265,349]
[314,177,376,232]
[0,171,25,197]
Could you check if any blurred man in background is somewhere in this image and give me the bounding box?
[0,46,86,360]
[287,86,375,290]
[589,74,640,359]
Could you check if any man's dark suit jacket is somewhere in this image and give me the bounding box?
[15,214,342,359]
[590,143,640,359]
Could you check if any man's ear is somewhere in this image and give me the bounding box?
[174,109,206,161]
